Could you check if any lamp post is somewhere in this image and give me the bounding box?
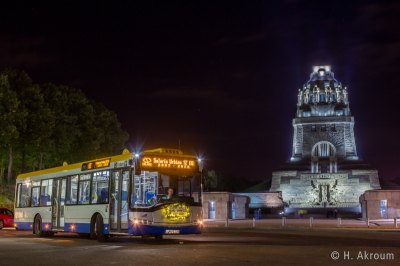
[198,159,203,206]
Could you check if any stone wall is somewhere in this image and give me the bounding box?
[352,170,381,189]
[361,190,400,219]
[302,123,346,159]
[233,195,250,219]
[203,192,233,219]
[270,171,298,191]
[292,116,356,159]
[234,192,285,209]
[202,192,249,219]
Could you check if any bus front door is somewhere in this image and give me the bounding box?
[52,178,66,231]
[110,169,130,233]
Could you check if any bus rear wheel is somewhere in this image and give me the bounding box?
[34,216,47,237]
[96,215,108,242]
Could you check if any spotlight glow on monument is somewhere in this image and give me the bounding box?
[270,66,381,212]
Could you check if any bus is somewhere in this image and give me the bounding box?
[14,148,203,242]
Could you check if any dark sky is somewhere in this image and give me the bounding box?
[1,1,400,182]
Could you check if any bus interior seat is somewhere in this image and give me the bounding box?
[100,188,108,203]
[40,195,50,205]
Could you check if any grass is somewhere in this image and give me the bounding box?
[0,183,15,204]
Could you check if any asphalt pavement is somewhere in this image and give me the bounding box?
[0,222,399,266]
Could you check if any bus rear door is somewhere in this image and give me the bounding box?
[109,169,130,233]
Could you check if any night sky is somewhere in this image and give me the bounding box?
[1,1,400,182]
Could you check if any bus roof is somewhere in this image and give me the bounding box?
[17,148,199,180]
[17,149,133,180]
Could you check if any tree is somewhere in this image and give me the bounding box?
[1,69,129,179]
[205,170,220,190]
[0,70,27,182]
[92,101,129,158]
[40,83,129,167]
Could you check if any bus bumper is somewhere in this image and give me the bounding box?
[129,224,202,235]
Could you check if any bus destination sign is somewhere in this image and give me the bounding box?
[141,156,196,171]
[81,158,111,171]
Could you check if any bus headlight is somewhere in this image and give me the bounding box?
[133,218,152,225]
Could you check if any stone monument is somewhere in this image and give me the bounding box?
[270,66,381,212]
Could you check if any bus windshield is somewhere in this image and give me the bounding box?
[130,171,196,208]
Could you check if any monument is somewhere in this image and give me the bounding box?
[270,66,381,213]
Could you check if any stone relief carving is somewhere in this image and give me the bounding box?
[282,173,368,208]
[321,185,328,202]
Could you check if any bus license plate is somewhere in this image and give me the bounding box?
[165,230,180,234]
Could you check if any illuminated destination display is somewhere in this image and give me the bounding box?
[141,156,196,170]
[81,158,111,171]
[163,203,190,221]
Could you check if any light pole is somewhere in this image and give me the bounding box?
[198,159,203,206]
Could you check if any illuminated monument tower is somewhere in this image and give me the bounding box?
[270,66,381,212]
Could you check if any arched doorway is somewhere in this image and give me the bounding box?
[311,141,336,157]
[311,142,336,173]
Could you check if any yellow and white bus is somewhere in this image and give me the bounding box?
[14,148,203,241]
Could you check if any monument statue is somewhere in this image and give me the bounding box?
[297,89,303,106]
[325,86,333,103]
[313,86,320,102]
[342,87,348,104]
[304,88,309,104]
[335,86,341,102]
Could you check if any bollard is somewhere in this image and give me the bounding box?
[282,217,286,227]
[337,218,341,227]
[310,217,313,227]
[225,217,229,227]
[395,218,398,229]
[366,218,369,227]
[253,217,256,227]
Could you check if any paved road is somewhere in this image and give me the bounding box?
[204,218,400,228]
[0,226,399,266]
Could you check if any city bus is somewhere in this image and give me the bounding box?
[14,148,203,242]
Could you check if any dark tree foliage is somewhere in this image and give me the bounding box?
[0,69,129,182]
[204,170,259,192]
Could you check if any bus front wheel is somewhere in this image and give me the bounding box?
[90,215,97,239]
[96,215,108,242]
[34,216,47,237]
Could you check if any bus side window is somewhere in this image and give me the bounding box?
[91,171,109,204]
[32,181,41,207]
[40,180,53,206]
[66,176,78,204]
[32,187,40,207]
[21,182,32,207]
[78,174,91,205]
